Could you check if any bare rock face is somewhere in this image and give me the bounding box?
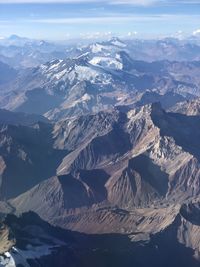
[2,206,200,267]
[11,173,107,218]
[2,38,200,266]
[1,102,200,265]
[53,110,119,151]
[107,155,168,208]
[170,97,200,115]
[54,103,200,208]
[1,102,200,249]
[0,105,194,198]
[2,210,200,267]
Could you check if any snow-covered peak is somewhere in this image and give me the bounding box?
[109,37,127,48]
[89,56,123,70]
[90,43,105,53]
[40,55,113,86]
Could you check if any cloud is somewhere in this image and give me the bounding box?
[110,0,159,6]
[0,0,161,5]
[24,14,200,25]
[193,29,200,35]
[80,31,113,39]
[0,0,200,6]
[25,16,162,25]
[0,0,95,3]
[127,31,138,36]
[27,17,129,24]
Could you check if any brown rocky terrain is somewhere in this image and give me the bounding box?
[0,103,198,238]
[1,102,200,265]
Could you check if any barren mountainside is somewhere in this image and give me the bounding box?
[0,103,198,245]
[1,35,200,266]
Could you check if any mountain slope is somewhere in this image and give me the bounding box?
[0,109,49,126]
[1,50,199,120]
[0,61,17,85]
[1,103,199,237]
[1,209,200,267]
[170,97,200,115]
[0,122,67,199]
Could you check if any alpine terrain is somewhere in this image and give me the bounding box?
[1,33,200,267]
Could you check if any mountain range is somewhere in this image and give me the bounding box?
[0,48,200,121]
[1,35,200,266]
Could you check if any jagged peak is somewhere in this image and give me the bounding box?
[127,102,164,120]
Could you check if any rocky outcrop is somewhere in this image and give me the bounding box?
[170,97,200,115]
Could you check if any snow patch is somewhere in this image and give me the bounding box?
[90,44,105,53]
[54,69,68,80]
[73,65,99,81]
[48,60,63,71]
[0,250,30,267]
[111,40,126,48]
[89,56,123,70]
[63,93,91,109]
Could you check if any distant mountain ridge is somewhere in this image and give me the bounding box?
[0,61,17,85]
[0,50,199,121]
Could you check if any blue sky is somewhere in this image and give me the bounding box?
[0,0,200,40]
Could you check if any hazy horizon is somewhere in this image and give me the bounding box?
[0,1,200,40]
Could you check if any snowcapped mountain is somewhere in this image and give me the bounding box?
[1,35,200,69]
[0,36,68,69]
[0,47,200,121]
[0,35,33,47]
[1,35,200,267]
